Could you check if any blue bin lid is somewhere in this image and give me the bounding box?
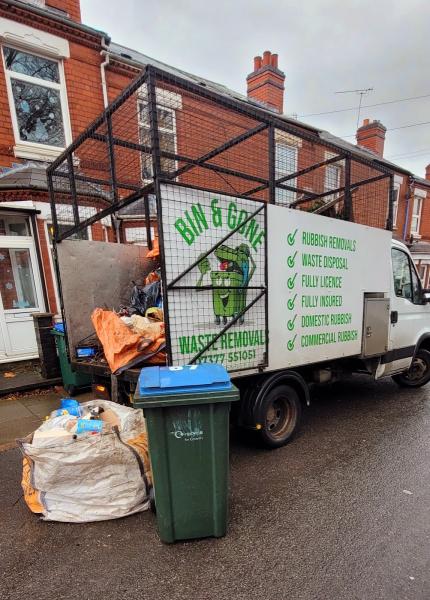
[53,322,64,333]
[137,364,232,397]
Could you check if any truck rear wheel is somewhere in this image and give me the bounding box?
[392,348,430,388]
[258,384,302,448]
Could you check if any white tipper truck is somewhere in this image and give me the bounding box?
[157,185,430,447]
[57,184,430,448]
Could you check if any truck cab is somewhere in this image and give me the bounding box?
[376,239,430,385]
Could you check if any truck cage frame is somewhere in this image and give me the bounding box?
[47,64,394,375]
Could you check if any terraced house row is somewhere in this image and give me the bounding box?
[0,0,429,363]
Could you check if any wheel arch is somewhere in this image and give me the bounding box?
[238,370,310,429]
[415,333,430,355]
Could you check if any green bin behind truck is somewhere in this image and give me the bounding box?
[52,326,91,395]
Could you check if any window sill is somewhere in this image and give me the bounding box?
[14,143,64,162]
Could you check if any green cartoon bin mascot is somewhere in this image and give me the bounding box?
[197,243,256,325]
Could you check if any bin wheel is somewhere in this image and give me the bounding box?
[64,384,77,397]
[392,349,430,388]
[149,487,156,514]
[258,384,302,448]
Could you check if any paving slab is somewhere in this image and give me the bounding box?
[20,394,66,418]
[0,416,41,445]
[0,399,33,422]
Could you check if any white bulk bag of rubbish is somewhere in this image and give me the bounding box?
[18,400,151,523]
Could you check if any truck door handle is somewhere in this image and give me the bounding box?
[390,310,398,324]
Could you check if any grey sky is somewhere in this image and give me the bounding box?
[81,0,430,177]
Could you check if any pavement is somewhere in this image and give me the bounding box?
[0,361,62,396]
[1,376,429,600]
[0,390,92,450]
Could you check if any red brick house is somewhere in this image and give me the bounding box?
[0,0,428,364]
[354,118,430,286]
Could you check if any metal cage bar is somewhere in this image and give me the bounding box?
[46,62,395,375]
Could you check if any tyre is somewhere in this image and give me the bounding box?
[149,487,156,514]
[64,384,77,396]
[392,348,430,388]
[258,384,302,448]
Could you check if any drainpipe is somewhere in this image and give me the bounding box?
[402,176,414,241]
[100,36,110,108]
[99,36,120,240]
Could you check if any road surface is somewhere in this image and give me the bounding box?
[1,376,429,599]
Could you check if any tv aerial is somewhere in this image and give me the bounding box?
[335,87,374,128]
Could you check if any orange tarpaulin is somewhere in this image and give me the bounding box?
[91,308,165,373]
[146,238,160,258]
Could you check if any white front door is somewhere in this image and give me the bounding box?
[0,214,45,361]
[379,246,430,376]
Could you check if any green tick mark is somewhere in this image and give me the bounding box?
[287,228,298,246]
[287,273,298,290]
[287,314,297,331]
[287,250,298,268]
[287,294,297,310]
[287,334,297,351]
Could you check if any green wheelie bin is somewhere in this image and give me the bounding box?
[51,324,91,395]
[133,364,239,543]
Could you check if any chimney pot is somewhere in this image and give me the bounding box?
[254,55,262,70]
[363,118,370,126]
[247,50,285,113]
[262,50,271,66]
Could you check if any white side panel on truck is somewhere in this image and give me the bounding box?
[267,205,392,370]
[161,183,393,373]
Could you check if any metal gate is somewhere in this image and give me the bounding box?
[159,184,267,371]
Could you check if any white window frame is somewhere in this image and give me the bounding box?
[324,163,341,192]
[275,142,298,206]
[392,184,400,228]
[0,214,31,236]
[410,196,423,235]
[1,44,72,161]
[124,226,155,246]
[138,101,177,182]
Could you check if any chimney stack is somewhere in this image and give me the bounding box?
[425,164,430,180]
[247,51,285,114]
[356,118,387,157]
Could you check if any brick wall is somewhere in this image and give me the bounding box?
[35,217,58,314]
[65,42,106,139]
[0,3,108,170]
[0,48,16,169]
[46,0,81,22]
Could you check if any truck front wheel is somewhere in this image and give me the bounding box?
[258,384,302,448]
[392,348,430,388]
